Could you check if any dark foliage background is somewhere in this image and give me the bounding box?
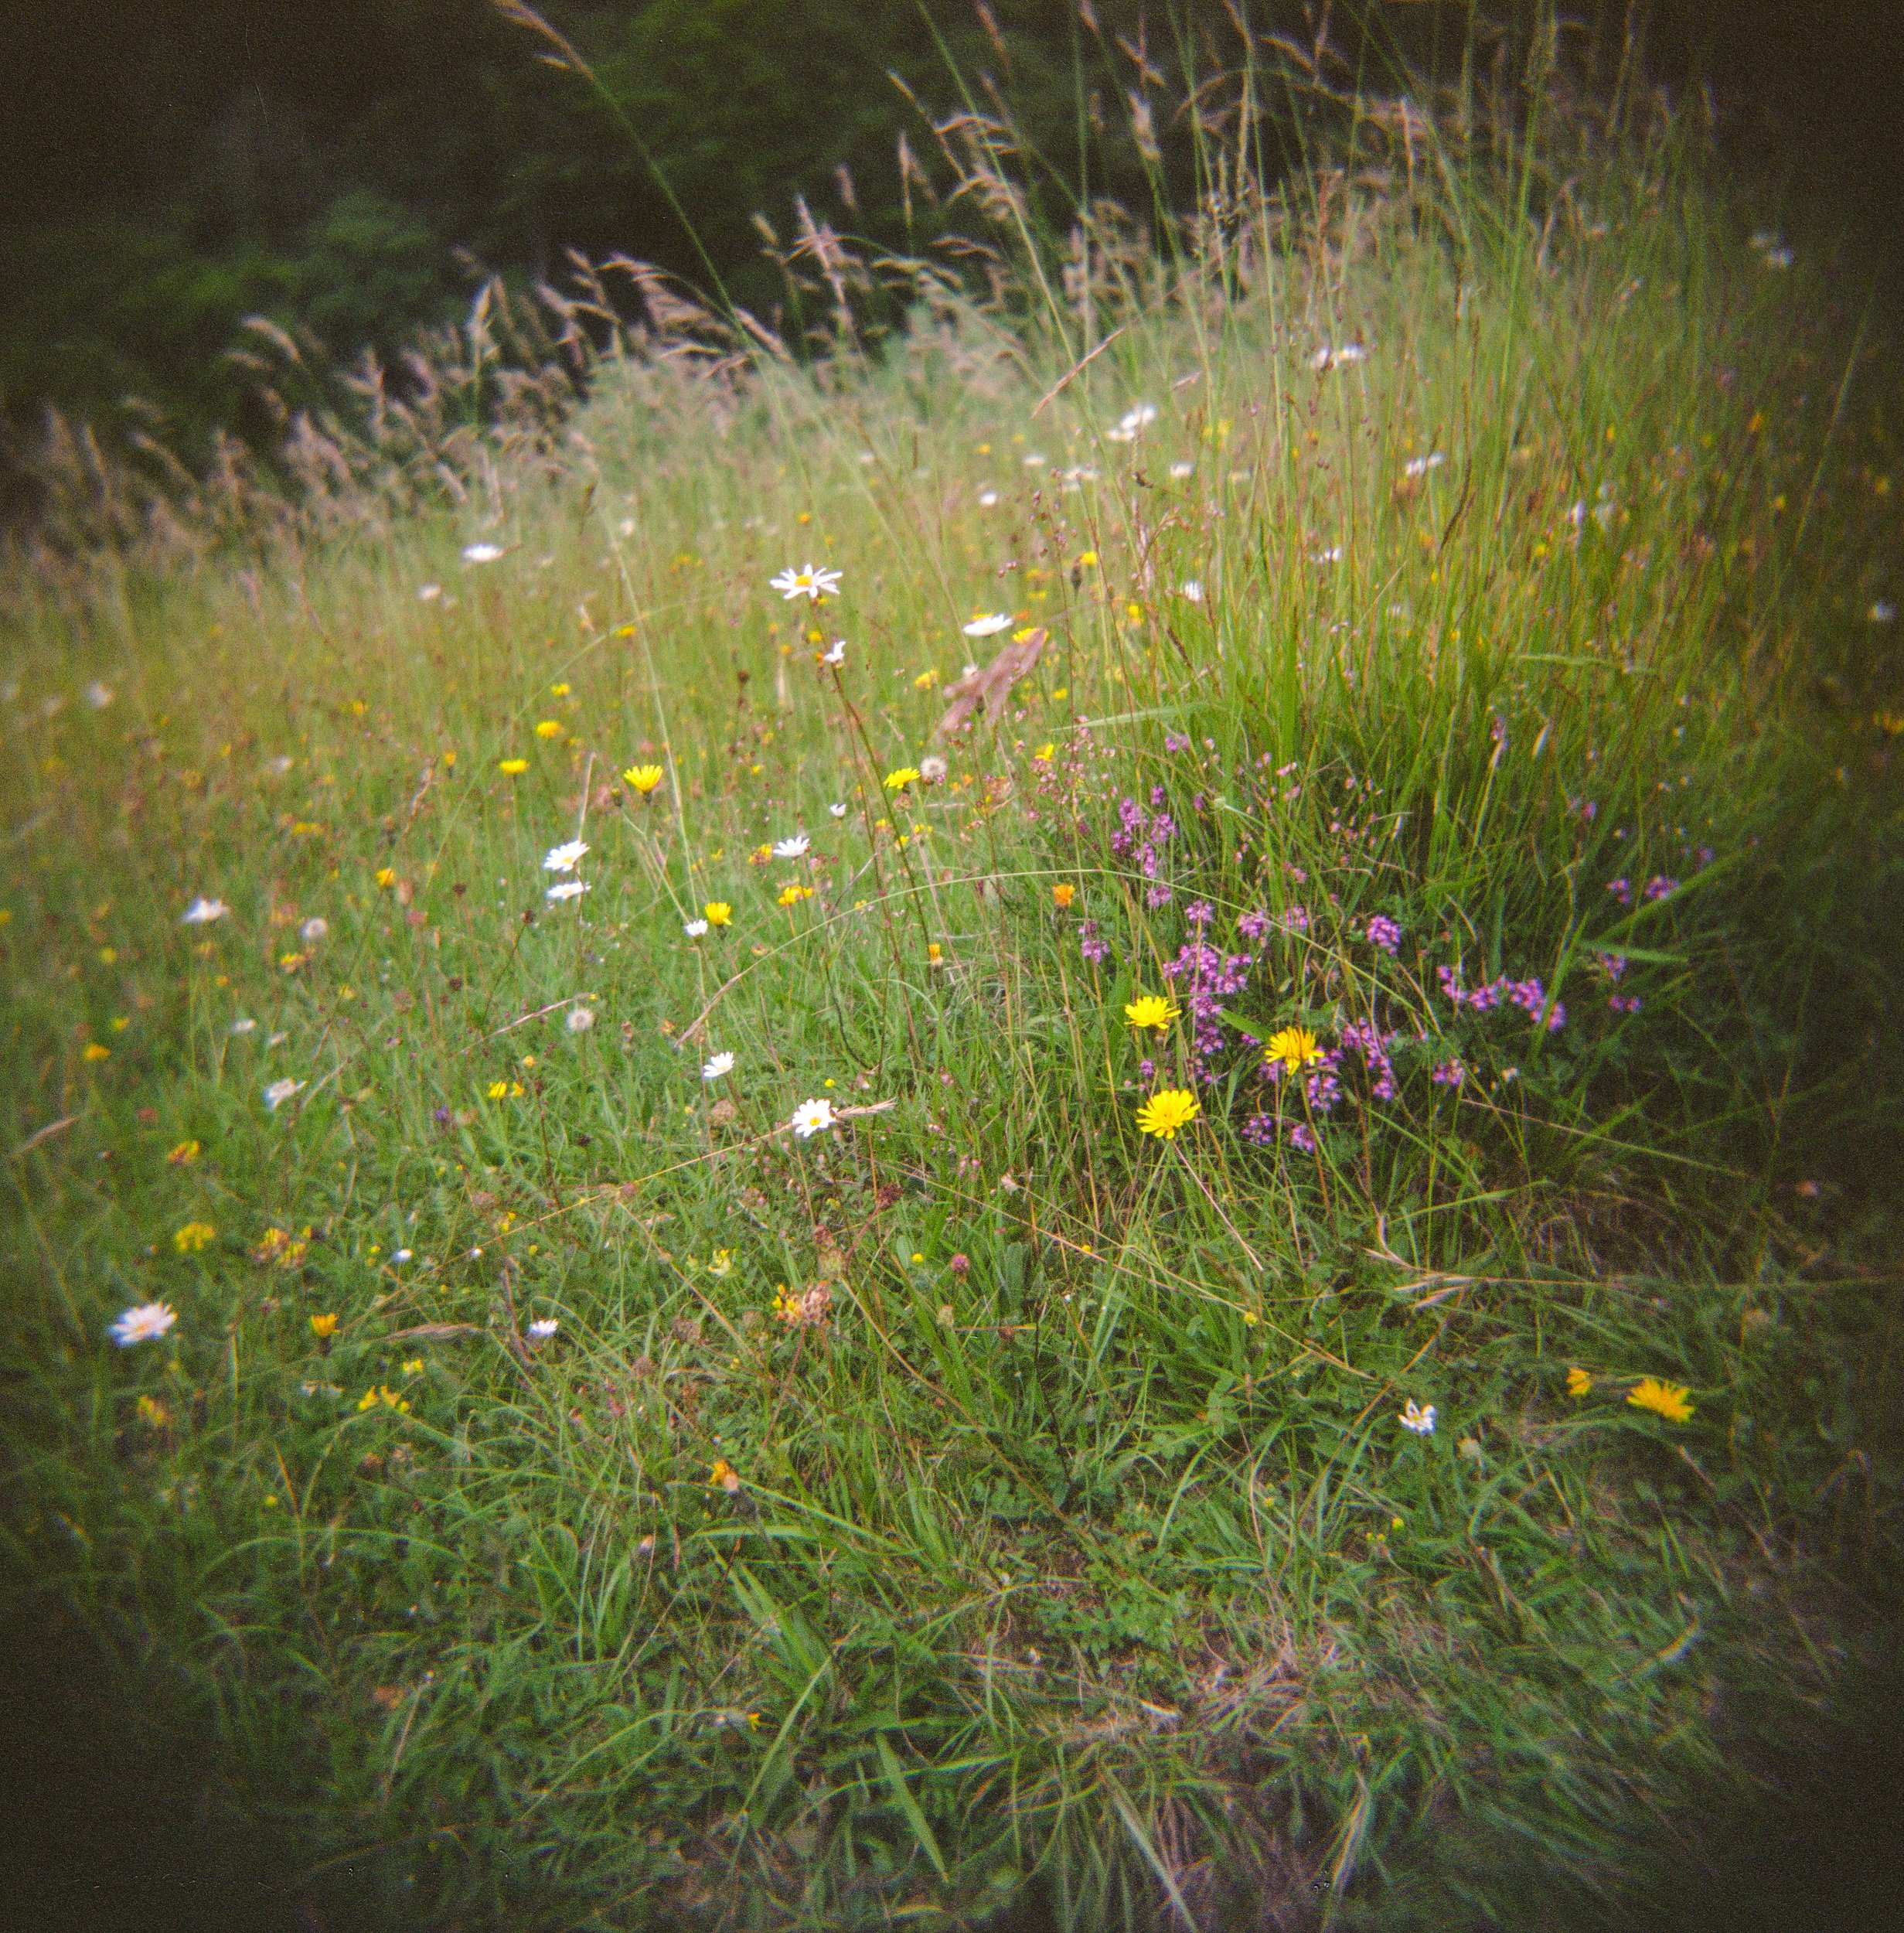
[1,0,1898,462]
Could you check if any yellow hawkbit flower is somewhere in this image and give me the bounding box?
[166,1140,200,1166]
[83,1042,111,1062]
[1033,742,1055,761]
[533,719,563,740]
[172,1221,216,1253]
[487,1080,509,1100]
[927,942,944,963]
[310,1312,339,1338]
[1136,1089,1200,1139]
[884,766,921,792]
[708,1458,741,1493]
[624,763,665,795]
[1265,1025,1323,1072]
[499,757,528,775]
[1626,1376,1695,1423]
[704,902,732,927]
[356,1385,410,1414]
[1566,1366,1593,1399]
[374,867,395,888]
[1124,994,1179,1033]
[777,883,813,907]
[550,681,571,696]
[1052,883,1075,909]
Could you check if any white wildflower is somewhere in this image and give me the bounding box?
[1403,452,1446,479]
[566,1005,596,1033]
[263,1077,304,1110]
[918,755,947,784]
[1169,461,1194,480]
[84,681,114,710]
[542,840,589,874]
[820,639,846,666]
[790,1097,836,1139]
[181,897,228,925]
[1400,1399,1436,1436]
[962,613,1012,638]
[228,1017,256,1036]
[417,582,442,602]
[683,917,709,938]
[769,562,843,602]
[546,880,589,903]
[703,1051,735,1081]
[527,1318,560,1341]
[828,802,847,819]
[976,489,1000,507]
[299,917,328,944]
[111,1302,178,1348]
[462,542,505,564]
[1180,580,1204,603]
[773,834,810,859]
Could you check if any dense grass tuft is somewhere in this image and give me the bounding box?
[3,42,1902,1931]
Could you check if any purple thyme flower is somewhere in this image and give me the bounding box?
[1365,914,1401,953]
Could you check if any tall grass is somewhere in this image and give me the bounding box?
[2,12,1901,1928]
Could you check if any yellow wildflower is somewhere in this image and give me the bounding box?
[1566,1366,1593,1399]
[704,902,732,927]
[1265,1025,1323,1072]
[172,1221,216,1253]
[487,1080,509,1100]
[1626,1376,1695,1423]
[884,766,921,792]
[83,1042,111,1062]
[1124,994,1179,1033]
[310,1312,339,1338]
[136,1394,170,1428]
[499,758,528,776]
[1033,742,1054,760]
[550,681,571,696]
[624,763,665,795]
[374,867,395,888]
[1136,1089,1200,1140]
[533,719,562,740]
[1052,883,1075,908]
[166,1140,200,1166]
[708,1458,741,1493]
[356,1385,410,1415]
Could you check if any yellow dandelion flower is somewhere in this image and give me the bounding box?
[1265,1025,1323,1072]
[1124,994,1179,1033]
[166,1140,199,1166]
[83,1042,111,1062]
[550,681,571,696]
[884,766,921,792]
[310,1312,339,1338]
[1626,1376,1695,1423]
[708,1458,741,1493]
[499,757,528,776]
[777,883,813,907]
[374,867,395,888]
[1566,1366,1593,1399]
[624,763,665,795]
[1033,742,1055,761]
[704,901,732,927]
[533,719,562,740]
[927,942,944,963]
[1136,1089,1201,1139]
[172,1221,216,1253]
[1052,883,1075,908]
[486,1080,509,1100]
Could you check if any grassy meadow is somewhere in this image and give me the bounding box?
[3,60,1902,1932]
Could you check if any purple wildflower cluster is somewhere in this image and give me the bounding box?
[1078,919,1112,964]
[1436,963,1566,1031]
[1109,793,1176,881]
[1163,939,1255,1072]
[1364,914,1402,954]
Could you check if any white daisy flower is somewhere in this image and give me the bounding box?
[299,917,328,943]
[1119,402,1159,431]
[1181,580,1204,602]
[181,897,228,925]
[683,917,710,937]
[462,542,506,564]
[828,802,847,819]
[703,1051,735,1081]
[566,1005,596,1032]
[962,612,1012,638]
[543,840,590,873]
[820,639,846,666]
[1105,424,1136,444]
[769,562,843,602]
[417,582,443,602]
[1399,1399,1436,1436]
[1021,452,1047,468]
[228,1017,257,1035]
[976,489,1000,507]
[1169,461,1194,479]
[392,1249,413,1264]
[773,834,810,859]
[527,1318,560,1341]
[1403,452,1446,479]
[111,1301,178,1347]
[263,1077,304,1110]
[790,1097,836,1139]
[546,880,589,903]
